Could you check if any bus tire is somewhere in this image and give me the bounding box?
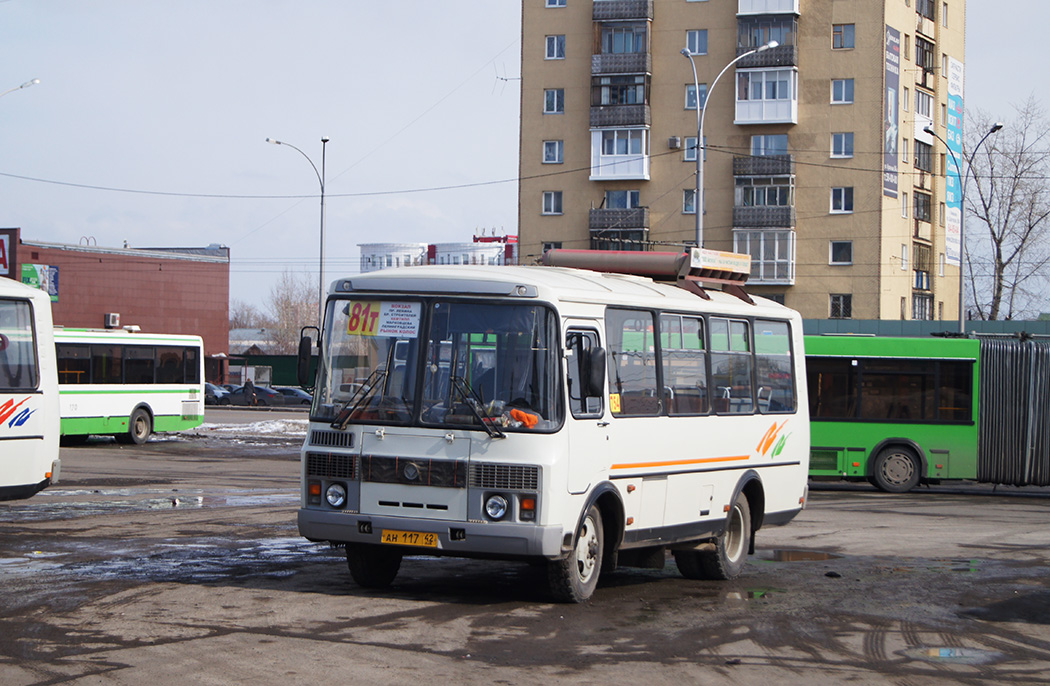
[547,504,603,603]
[871,446,921,493]
[679,491,751,581]
[117,408,151,445]
[346,544,402,588]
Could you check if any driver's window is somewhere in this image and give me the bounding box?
[566,329,603,419]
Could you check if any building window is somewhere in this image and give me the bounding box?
[686,83,708,110]
[939,253,946,277]
[751,134,788,156]
[943,2,949,26]
[739,15,797,50]
[686,29,708,55]
[739,69,793,102]
[832,24,855,49]
[543,140,564,164]
[542,191,563,215]
[605,190,641,209]
[735,176,794,207]
[831,79,854,104]
[684,136,706,162]
[914,140,933,172]
[942,53,949,77]
[918,0,935,21]
[734,230,795,283]
[543,241,563,253]
[903,35,911,61]
[546,35,565,60]
[914,191,932,222]
[941,103,947,127]
[831,132,854,158]
[902,192,909,218]
[602,24,647,54]
[914,295,933,320]
[901,244,909,271]
[830,240,853,265]
[916,37,935,71]
[916,90,933,118]
[544,88,564,114]
[830,294,853,319]
[903,86,910,111]
[831,187,854,213]
[683,189,696,214]
[902,138,909,164]
[601,129,644,156]
[939,202,946,226]
[593,74,647,106]
[545,0,566,6]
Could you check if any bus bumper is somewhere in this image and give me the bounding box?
[298,508,566,558]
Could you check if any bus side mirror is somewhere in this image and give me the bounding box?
[297,325,320,388]
[584,347,607,398]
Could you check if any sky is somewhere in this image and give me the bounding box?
[1,0,1045,312]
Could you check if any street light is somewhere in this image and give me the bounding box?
[681,41,777,248]
[923,122,1002,333]
[266,136,330,328]
[1,78,40,99]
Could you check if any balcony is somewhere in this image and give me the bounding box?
[593,0,653,21]
[591,52,651,76]
[591,104,650,128]
[737,0,799,14]
[589,207,649,231]
[733,206,795,228]
[736,43,798,68]
[733,154,794,176]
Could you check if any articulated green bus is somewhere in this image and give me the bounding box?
[805,334,1050,492]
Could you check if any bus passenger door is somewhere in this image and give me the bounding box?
[565,326,608,494]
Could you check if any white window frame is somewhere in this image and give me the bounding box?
[542,191,563,215]
[902,192,909,218]
[902,138,909,164]
[545,0,566,7]
[544,88,564,114]
[830,187,854,214]
[543,140,564,164]
[685,83,708,110]
[686,29,708,55]
[916,90,933,118]
[829,240,853,265]
[734,229,796,285]
[546,35,565,60]
[831,78,854,104]
[605,190,641,209]
[751,134,788,156]
[901,244,909,271]
[831,132,854,158]
[683,189,696,214]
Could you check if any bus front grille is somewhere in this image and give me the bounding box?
[469,463,539,491]
[307,452,357,480]
[311,430,354,448]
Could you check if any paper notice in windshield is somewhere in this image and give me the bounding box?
[346,301,421,338]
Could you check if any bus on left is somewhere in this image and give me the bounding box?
[0,278,60,501]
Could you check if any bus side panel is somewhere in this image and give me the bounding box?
[809,421,979,480]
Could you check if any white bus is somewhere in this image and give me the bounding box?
[0,279,60,501]
[297,250,809,601]
[54,329,205,444]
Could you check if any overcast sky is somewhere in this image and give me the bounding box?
[1,1,1044,310]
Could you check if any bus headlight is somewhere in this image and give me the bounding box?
[485,494,509,520]
[326,483,347,509]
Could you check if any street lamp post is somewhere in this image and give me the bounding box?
[923,122,1002,333]
[1,78,40,99]
[266,136,330,328]
[681,41,777,248]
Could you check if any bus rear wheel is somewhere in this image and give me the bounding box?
[346,544,402,588]
[674,491,751,580]
[871,446,921,493]
[548,504,604,603]
[116,408,151,445]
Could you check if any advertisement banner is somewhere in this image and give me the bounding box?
[883,26,901,198]
[20,264,59,302]
[945,57,965,266]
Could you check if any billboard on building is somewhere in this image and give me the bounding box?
[20,264,59,302]
[945,56,965,266]
[883,26,901,198]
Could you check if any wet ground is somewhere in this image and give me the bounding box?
[2,410,1049,685]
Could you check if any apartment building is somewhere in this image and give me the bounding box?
[518,0,965,320]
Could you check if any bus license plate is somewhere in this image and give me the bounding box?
[381,529,439,548]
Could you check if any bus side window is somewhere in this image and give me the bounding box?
[660,314,708,415]
[566,329,603,418]
[606,308,660,416]
[754,319,795,413]
[710,317,753,414]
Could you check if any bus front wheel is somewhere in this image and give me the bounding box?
[117,408,151,445]
[346,544,402,588]
[871,446,921,493]
[675,491,751,580]
[548,504,604,603]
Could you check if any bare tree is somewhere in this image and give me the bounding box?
[966,98,1050,320]
[266,270,318,354]
[229,299,271,330]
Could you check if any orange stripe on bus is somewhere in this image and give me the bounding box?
[611,455,750,470]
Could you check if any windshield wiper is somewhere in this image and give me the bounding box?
[450,375,506,439]
[331,369,386,430]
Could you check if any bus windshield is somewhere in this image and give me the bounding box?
[314,298,561,431]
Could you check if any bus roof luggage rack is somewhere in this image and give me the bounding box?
[541,248,754,304]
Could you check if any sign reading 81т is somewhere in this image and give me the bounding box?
[346,301,421,338]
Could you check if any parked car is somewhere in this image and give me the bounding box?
[205,382,231,405]
[228,385,285,406]
[222,384,240,393]
[275,387,313,405]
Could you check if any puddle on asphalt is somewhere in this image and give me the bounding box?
[962,591,1050,625]
[757,549,843,562]
[0,488,296,522]
[902,647,1004,665]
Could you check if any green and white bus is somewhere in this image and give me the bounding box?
[806,334,1050,492]
[1,278,61,500]
[54,328,205,444]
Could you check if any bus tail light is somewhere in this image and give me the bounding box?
[520,496,536,521]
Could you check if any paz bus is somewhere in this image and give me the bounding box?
[806,334,1050,492]
[54,328,205,444]
[296,249,810,602]
[0,278,60,501]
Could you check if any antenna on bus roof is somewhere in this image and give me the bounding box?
[540,248,754,304]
